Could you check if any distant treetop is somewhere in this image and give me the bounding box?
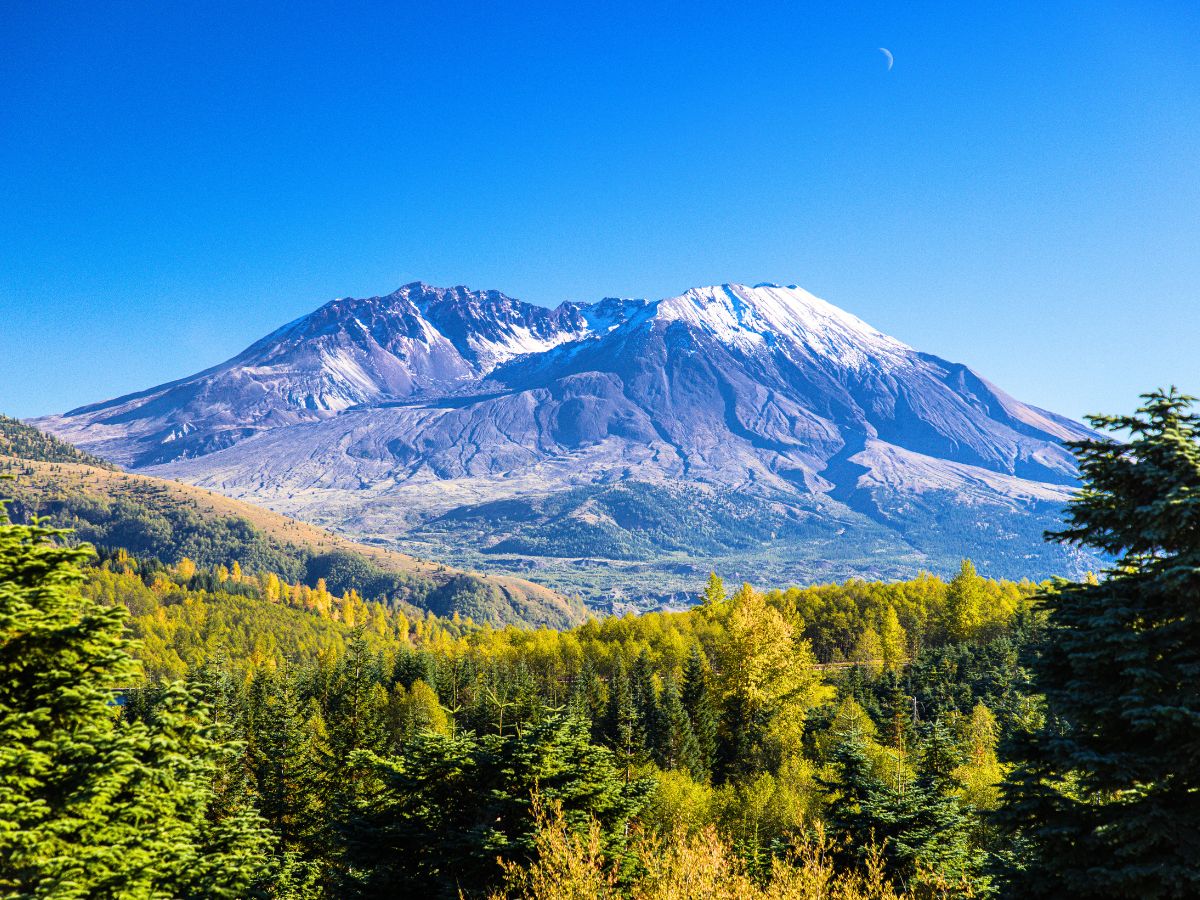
[0,414,118,470]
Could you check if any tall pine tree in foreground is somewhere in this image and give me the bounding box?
[998,389,1200,898]
[0,496,273,898]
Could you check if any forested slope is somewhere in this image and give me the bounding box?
[0,412,117,468]
[0,450,583,629]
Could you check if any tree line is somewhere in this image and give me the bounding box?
[1,390,1198,898]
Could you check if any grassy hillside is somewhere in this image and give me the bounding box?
[0,453,584,629]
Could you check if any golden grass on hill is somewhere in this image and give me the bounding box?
[0,456,581,624]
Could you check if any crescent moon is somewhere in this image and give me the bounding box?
[879,47,894,71]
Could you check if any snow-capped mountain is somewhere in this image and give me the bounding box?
[36,282,1098,599]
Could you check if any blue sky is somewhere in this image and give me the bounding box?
[1,1,1196,421]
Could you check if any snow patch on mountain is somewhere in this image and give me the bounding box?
[655,283,911,368]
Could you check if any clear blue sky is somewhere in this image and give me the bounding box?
[1,1,1196,421]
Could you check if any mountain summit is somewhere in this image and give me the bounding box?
[37,282,1097,601]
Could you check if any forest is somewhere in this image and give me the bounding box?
[0,448,583,630]
[2,390,1199,899]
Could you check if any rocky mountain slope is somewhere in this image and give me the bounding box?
[35,282,1099,602]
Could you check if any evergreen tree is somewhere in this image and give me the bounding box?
[997,389,1200,898]
[0,502,273,897]
[567,656,606,739]
[343,714,647,898]
[680,645,718,780]
[244,671,326,852]
[824,722,981,890]
[603,655,644,778]
[629,649,661,753]
[880,670,915,752]
[327,634,390,760]
[654,674,702,775]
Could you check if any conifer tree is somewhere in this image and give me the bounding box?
[680,644,718,779]
[0,501,272,897]
[880,671,915,752]
[824,721,980,890]
[568,656,606,739]
[244,671,327,850]
[998,389,1200,898]
[343,714,647,897]
[654,675,702,775]
[630,649,661,752]
[603,654,644,778]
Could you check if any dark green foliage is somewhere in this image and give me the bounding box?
[997,390,1200,899]
[680,645,718,779]
[0,501,273,898]
[653,674,702,776]
[603,655,646,777]
[0,413,117,469]
[342,715,648,898]
[630,649,662,753]
[426,573,509,621]
[909,636,1033,735]
[825,722,982,890]
[881,672,916,751]
[8,486,309,579]
[305,550,424,605]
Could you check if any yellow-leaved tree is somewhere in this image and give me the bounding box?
[713,584,831,773]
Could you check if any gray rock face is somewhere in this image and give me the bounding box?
[36,281,1099,599]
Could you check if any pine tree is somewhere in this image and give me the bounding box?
[824,721,981,890]
[654,675,701,775]
[327,633,389,760]
[603,655,644,779]
[680,645,718,780]
[567,656,607,739]
[997,389,1200,898]
[343,714,648,897]
[629,649,661,753]
[880,670,915,752]
[244,670,327,850]
[0,501,273,897]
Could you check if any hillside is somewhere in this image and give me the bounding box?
[0,413,117,469]
[0,453,584,629]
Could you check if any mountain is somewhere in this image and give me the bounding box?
[0,423,584,628]
[35,281,1099,603]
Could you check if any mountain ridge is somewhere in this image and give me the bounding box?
[34,280,1099,600]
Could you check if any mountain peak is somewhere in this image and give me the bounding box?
[34,275,1097,589]
[654,282,910,367]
